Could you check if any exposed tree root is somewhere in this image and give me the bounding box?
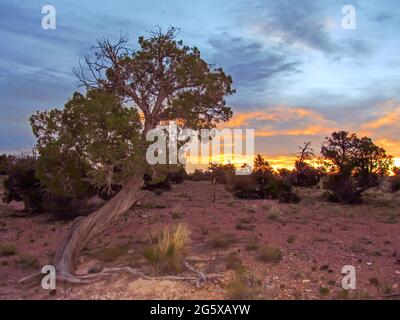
[18,261,223,288]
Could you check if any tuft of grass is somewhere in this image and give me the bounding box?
[267,212,278,220]
[258,245,283,264]
[210,233,236,249]
[225,253,243,270]
[369,277,380,286]
[16,255,39,270]
[225,267,262,300]
[287,235,296,244]
[265,203,280,217]
[170,204,184,219]
[235,223,255,231]
[0,243,16,256]
[245,238,259,251]
[143,223,190,274]
[95,245,128,263]
[319,286,330,296]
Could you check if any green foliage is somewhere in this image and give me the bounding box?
[143,165,188,194]
[31,28,234,199]
[321,131,393,203]
[323,174,362,204]
[292,161,322,187]
[188,169,211,181]
[30,90,143,197]
[208,162,235,184]
[3,155,43,212]
[0,154,11,175]
[391,176,400,192]
[321,131,393,177]
[78,27,234,131]
[224,155,300,203]
[16,255,39,270]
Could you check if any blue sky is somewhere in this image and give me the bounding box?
[1,0,400,165]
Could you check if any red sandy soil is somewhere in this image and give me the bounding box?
[0,178,399,300]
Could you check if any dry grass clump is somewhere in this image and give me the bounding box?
[0,243,16,256]
[210,233,236,249]
[225,267,262,299]
[143,223,190,273]
[258,245,283,264]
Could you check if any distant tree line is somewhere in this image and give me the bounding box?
[1,130,399,212]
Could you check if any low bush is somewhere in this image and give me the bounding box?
[225,173,300,203]
[210,233,236,249]
[391,169,400,192]
[225,267,262,299]
[188,169,211,181]
[323,174,362,204]
[0,243,17,256]
[258,245,283,264]
[2,155,43,213]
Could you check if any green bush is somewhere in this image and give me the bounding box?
[3,155,43,213]
[323,174,361,204]
[391,176,400,193]
[225,172,300,203]
[188,169,211,181]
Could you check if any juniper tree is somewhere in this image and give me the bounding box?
[31,27,234,280]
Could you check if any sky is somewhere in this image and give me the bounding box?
[1,0,400,168]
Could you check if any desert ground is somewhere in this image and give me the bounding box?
[0,177,399,300]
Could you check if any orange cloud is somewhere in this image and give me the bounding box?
[225,105,328,128]
[255,125,334,137]
[363,109,400,130]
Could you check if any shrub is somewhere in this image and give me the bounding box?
[258,245,283,264]
[278,191,301,204]
[208,163,235,184]
[225,267,262,299]
[168,166,188,184]
[323,174,362,204]
[0,243,17,256]
[391,176,400,193]
[3,155,43,213]
[143,223,190,273]
[142,172,171,194]
[225,175,261,199]
[0,154,12,175]
[210,233,236,249]
[16,255,39,269]
[225,253,243,270]
[188,169,211,181]
[292,161,322,187]
[170,204,185,219]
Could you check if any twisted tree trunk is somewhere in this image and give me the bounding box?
[54,175,143,280]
